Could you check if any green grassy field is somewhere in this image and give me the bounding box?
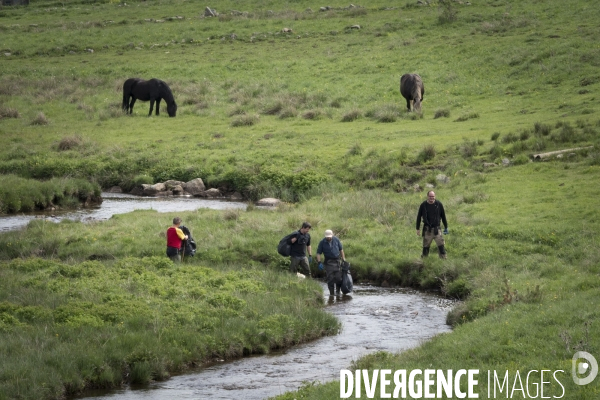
[1,0,600,399]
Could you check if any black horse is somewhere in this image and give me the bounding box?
[122,78,177,117]
[400,73,425,112]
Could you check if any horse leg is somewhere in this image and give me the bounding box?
[406,99,412,111]
[155,98,161,116]
[148,99,155,117]
[129,98,136,114]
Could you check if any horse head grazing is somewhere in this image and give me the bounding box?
[400,73,425,113]
[167,101,177,117]
[122,78,177,117]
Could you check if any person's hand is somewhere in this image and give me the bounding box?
[291,237,297,243]
[443,228,449,235]
[318,263,324,271]
[308,256,313,264]
[416,230,420,237]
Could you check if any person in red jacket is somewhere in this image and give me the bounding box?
[166,217,188,262]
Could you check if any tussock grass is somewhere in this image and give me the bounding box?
[29,112,49,125]
[0,106,20,119]
[230,113,259,127]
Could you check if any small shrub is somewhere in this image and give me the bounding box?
[551,123,575,143]
[434,108,450,119]
[30,112,49,126]
[501,132,519,143]
[519,130,531,141]
[231,114,259,127]
[416,144,436,164]
[341,109,361,122]
[534,122,551,136]
[491,132,501,141]
[460,140,478,158]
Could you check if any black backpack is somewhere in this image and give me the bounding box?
[341,260,353,294]
[277,232,297,257]
[180,225,197,257]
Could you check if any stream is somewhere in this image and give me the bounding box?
[76,285,453,400]
[0,193,247,232]
[1,193,454,399]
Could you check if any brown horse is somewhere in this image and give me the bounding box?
[400,74,424,112]
[122,78,177,117]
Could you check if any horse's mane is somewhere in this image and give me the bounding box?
[158,80,175,105]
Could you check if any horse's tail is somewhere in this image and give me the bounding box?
[122,79,132,111]
[122,78,140,111]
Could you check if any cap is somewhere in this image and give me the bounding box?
[324,229,333,238]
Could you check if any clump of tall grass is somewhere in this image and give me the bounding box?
[491,132,501,141]
[438,0,458,24]
[370,104,402,123]
[231,114,259,127]
[347,142,363,156]
[454,112,479,122]
[534,122,551,136]
[341,109,361,122]
[30,112,49,125]
[0,106,20,119]
[278,107,297,119]
[416,144,436,164]
[56,135,84,151]
[434,108,450,119]
[301,109,322,120]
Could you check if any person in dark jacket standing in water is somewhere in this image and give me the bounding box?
[289,221,312,277]
[416,191,448,259]
[316,229,346,297]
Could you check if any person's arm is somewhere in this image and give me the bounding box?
[175,227,187,240]
[307,245,312,257]
[416,203,423,235]
[289,232,298,244]
[316,240,323,262]
[340,249,346,261]
[439,202,448,230]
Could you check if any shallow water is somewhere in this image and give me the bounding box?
[0,193,247,232]
[76,284,453,400]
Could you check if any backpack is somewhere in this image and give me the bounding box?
[340,260,353,294]
[180,225,197,257]
[277,232,297,257]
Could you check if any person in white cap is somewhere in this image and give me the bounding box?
[316,229,346,297]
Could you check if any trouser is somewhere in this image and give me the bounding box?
[290,256,311,277]
[422,227,446,258]
[325,258,342,295]
[166,246,180,262]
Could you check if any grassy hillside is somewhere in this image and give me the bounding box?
[0,0,599,399]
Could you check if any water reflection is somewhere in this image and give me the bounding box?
[0,193,247,232]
